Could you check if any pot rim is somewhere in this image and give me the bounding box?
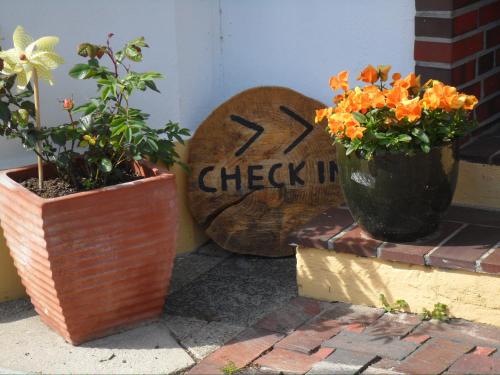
[0,159,175,204]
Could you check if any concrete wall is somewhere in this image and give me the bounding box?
[0,0,415,301]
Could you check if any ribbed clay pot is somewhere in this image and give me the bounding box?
[336,144,458,242]
[0,161,177,345]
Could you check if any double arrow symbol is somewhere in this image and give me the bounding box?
[230,106,314,157]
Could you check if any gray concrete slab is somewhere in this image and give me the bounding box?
[165,255,297,326]
[0,316,194,374]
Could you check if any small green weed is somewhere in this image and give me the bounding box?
[421,302,450,321]
[379,294,409,313]
[221,361,240,375]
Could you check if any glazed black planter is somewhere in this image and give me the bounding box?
[336,144,459,242]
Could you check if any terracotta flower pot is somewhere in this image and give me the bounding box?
[0,161,177,345]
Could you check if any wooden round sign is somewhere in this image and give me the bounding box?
[187,86,343,257]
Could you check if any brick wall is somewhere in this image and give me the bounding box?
[414,0,500,128]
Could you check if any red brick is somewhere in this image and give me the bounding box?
[344,323,366,333]
[479,51,495,75]
[428,224,500,271]
[415,17,454,38]
[473,346,498,356]
[412,320,500,347]
[461,81,481,99]
[415,0,479,11]
[415,33,483,63]
[320,302,385,326]
[454,10,478,36]
[395,338,474,374]
[484,71,500,97]
[479,0,500,25]
[333,226,382,257]
[447,353,500,374]
[459,135,500,164]
[403,334,431,345]
[288,207,353,249]
[253,297,320,334]
[452,59,476,85]
[255,348,328,374]
[323,331,418,360]
[480,248,500,274]
[476,94,500,122]
[497,48,500,66]
[380,221,462,265]
[363,313,423,338]
[487,25,500,48]
[188,327,284,374]
[275,315,341,354]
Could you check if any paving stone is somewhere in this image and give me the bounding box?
[288,207,353,249]
[473,346,498,356]
[166,256,297,326]
[274,314,342,353]
[428,225,500,271]
[379,221,462,265]
[169,252,228,294]
[0,316,194,374]
[188,328,284,374]
[332,226,382,257]
[362,366,405,374]
[253,297,321,334]
[369,358,402,371]
[363,313,422,338]
[323,331,418,360]
[411,319,500,348]
[0,298,35,323]
[164,314,209,340]
[255,347,332,374]
[395,337,474,375]
[403,334,431,345]
[319,302,385,326]
[446,353,500,374]
[481,248,500,274]
[344,323,366,333]
[182,321,246,360]
[306,349,377,375]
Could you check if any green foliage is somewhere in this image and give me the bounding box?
[338,106,475,160]
[0,35,190,190]
[221,361,240,375]
[380,294,409,313]
[421,303,450,321]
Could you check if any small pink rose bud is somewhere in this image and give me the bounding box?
[108,33,114,39]
[63,98,74,111]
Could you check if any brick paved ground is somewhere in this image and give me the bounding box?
[189,296,500,374]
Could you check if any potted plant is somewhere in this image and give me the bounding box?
[316,65,477,242]
[0,26,190,344]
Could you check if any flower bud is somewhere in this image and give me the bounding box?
[63,98,74,111]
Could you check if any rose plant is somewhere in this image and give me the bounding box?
[315,64,478,158]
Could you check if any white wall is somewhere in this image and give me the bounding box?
[0,0,415,169]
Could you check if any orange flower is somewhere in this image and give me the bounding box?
[345,124,366,140]
[357,65,378,84]
[385,86,408,108]
[377,65,391,82]
[395,97,422,122]
[390,72,401,86]
[329,70,349,91]
[463,94,478,110]
[363,85,386,108]
[315,107,332,123]
[394,73,421,92]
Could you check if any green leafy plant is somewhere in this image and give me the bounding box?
[221,361,240,375]
[0,29,190,194]
[380,294,409,313]
[421,303,450,321]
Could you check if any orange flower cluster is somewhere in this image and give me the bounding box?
[316,65,478,140]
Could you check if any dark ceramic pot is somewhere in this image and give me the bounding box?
[336,144,459,242]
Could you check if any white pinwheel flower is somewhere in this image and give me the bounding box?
[0,26,64,89]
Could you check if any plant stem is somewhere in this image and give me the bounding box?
[32,69,44,189]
